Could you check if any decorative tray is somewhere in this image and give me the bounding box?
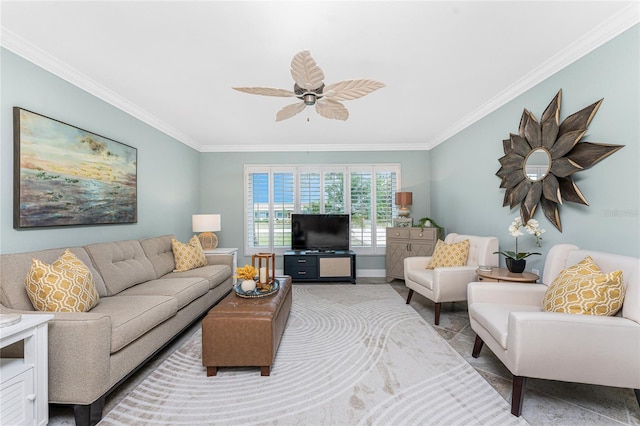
[234,279,280,299]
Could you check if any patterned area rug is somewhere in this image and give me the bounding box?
[99,285,529,425]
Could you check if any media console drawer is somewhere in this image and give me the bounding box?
[283,250,356,284]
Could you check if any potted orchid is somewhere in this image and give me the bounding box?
[494,217,545,273]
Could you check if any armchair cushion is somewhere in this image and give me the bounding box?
[426,239,470,269]
[543,256,625,316]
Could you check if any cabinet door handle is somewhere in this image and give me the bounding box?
[27,394,36,401]
[298,271,307,275]
[297,259,306,263]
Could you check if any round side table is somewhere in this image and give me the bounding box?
[476,267,538,283]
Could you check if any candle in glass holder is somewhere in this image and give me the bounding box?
[259,267,267,283]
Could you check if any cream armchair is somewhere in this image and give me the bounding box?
[468,244,640,416]
[404,233,499,325]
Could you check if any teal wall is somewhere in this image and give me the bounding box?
[430,25,640,274]
[199,151,430,272]
[1,48,201,254]
[2,24,637,279]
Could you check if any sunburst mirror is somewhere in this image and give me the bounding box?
[497,89,624,232]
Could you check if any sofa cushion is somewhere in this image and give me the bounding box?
[85,240,156,296]
[543,256,625,316]
[140,235,176,278]
[161,264,232,289]
[427,239,470,269]
[1,247,107,310]
[24,249,100,312]
[171,236,208,272]
[89,295,178,353]
[117,277,209,310]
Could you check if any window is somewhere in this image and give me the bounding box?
[244,164,400,255]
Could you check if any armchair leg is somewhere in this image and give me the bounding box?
[634,389,640,407]
[434,302,441,325]
[406,289,414,304]
[472,335,484,358]
[511,376,527,416]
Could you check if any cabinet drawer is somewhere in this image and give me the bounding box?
[409,228,437,241]
[386,228,410,239]
[284,256,313,267]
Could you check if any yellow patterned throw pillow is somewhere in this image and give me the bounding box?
[543,256,625,316]
[24,249,100,312]
[426,239,470,269]
[171,236,208,272]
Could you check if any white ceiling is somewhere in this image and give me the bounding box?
[1,1,638,152]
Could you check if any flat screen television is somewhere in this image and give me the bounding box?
[291,214,350,251]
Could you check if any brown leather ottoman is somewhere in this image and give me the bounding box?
[202,275,292,376]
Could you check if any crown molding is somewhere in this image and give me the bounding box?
[0,27,202,152]
[426,3,639,150]
[199,142,429,153]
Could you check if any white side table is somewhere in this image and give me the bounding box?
[1,313,53,426]
[204,248,238,284]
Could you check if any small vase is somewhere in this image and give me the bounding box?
[506,258,526,273]
[241,279,256,292]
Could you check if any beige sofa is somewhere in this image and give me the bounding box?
[0,234,233,426]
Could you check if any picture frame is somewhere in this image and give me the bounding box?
[13,107,137,228]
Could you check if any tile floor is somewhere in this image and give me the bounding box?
[48,279,639,425]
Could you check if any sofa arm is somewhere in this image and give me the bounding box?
[46,312,113,404]
[468,282,547,307]
[507,311,640,388]
[205,254,233,268]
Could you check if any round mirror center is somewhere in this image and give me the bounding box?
[524,148,551,181]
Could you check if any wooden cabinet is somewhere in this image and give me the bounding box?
[386,227,438,282]
[284,250,356,284]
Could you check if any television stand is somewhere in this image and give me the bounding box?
[284,250,356,284]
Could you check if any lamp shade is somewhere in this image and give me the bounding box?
[395,192,413,206]
[192,214,221,232]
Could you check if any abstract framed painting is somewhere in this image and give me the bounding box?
[13,107,137,228]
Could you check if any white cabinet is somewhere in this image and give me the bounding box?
[0,314,53,426]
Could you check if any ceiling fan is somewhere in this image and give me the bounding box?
[233,50,385,122]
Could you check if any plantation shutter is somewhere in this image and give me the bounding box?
[349,169,372,248]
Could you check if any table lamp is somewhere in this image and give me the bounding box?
[395,192,413,217]
[192,214,221,250]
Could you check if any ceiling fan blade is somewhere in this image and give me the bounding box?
[290,50,325,91]
[324,79,386,101]
[275,102,307,122]
[233,87,295,97]
[315,99,349,121]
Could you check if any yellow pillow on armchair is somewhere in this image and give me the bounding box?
[543,256,625,316]
[426,239,470,269]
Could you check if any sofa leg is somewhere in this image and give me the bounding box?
[511,376,527,416]
[434,302,441,325]
[634,389,640,407]
[73,396,105,426]
[406,289,414,304]
[472,335,484,358]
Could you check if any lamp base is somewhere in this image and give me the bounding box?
[398,206,411,217]
[197,232,218,250]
